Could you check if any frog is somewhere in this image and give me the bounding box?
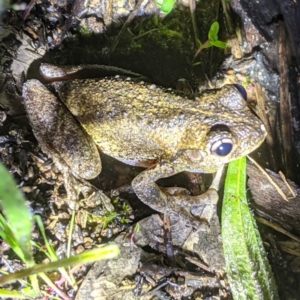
[22,64,267,226]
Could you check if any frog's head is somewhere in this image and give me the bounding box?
[184,84,267,173]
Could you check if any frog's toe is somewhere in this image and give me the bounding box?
[164,199,199,227]
[161,187,191,196]
[96,191,115,212]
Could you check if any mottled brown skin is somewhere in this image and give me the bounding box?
[23,65,267,224]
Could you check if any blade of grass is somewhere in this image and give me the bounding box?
[0,163,34,266]
[0,214,26,261]
[35,215,77,289]
[0,288,28,299]
[222,157,279,300]
[0,243,120,285]
[67,210,75,258]
[34,216,57,261]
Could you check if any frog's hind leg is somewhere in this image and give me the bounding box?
[132,163,223,227]
[23,80,115,211]
[23,79,101,181]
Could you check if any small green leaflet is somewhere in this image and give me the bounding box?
[208,21,227,49]
[208,21,220,42]
[155,0,175,14]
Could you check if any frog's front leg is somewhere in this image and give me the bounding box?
[132,163,222,227]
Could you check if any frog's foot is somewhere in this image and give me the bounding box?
[160,186,217,224]
[62,170,114,212]
[161,186,218,205]
[110,184,134,197]
[168,188,219,206]
[168,169,223,224]
[163,188,219,226]
[132,164,224,227]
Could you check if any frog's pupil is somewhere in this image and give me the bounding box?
[216,143,232,156]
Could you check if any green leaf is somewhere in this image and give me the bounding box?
[0,163,34,266]
[161,0,175,14]
[210,40,227,49]
[155,0,175,14]
[208,21,219,41]
[222,157,279,300]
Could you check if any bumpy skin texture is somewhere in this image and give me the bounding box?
[23,80,101,180]
[23,65,267,223]
[55,78,266,172]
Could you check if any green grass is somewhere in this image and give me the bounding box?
[0,163,119,298]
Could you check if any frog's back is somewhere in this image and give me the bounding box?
[56,78,209,165]
[57,77,192,115]
[55,78,266,169]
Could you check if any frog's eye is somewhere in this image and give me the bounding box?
[233,84,247,100]
[211,138,233,156]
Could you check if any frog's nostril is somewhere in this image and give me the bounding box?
[233,84,247,100]
[211,139,233,156]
